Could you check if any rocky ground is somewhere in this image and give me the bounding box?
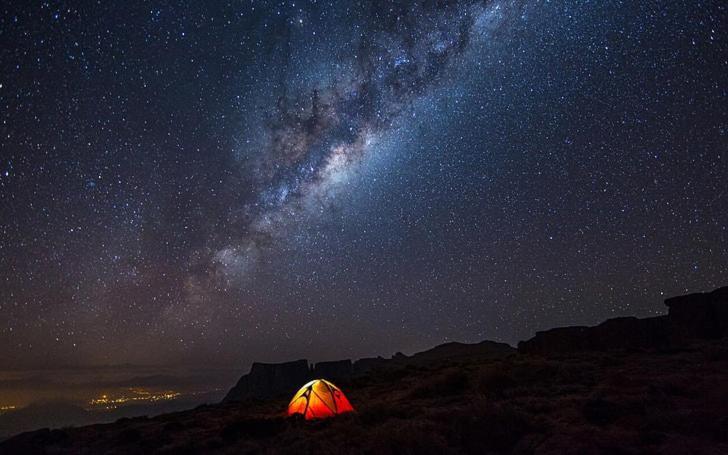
[2,339,728,454]
[2,287,727,454]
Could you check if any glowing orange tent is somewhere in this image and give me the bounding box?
[287,379,355,420]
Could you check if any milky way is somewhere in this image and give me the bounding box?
[1,0,726,368]
[198,1,515,292]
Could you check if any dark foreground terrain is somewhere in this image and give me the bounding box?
[2,287,728,454]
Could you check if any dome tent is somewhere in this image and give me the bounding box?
[287,379,354,420]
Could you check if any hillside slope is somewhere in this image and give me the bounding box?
[2,340,728,454]
[2,286,728,454]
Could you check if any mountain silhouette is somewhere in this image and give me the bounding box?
[1,287,727,453]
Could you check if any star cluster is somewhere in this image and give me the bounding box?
[0,0,726,368]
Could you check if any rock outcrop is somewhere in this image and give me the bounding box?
[352,356,388,375]
[312,360,352,383]
[517,317,670,354]
[407,340,515,365]
[519,286,728,355]
[665,286,728,340]
[224,287,728,402]
[222,360,310,403]
[223,340,516,403]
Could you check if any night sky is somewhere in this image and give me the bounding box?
[1,0,726,369]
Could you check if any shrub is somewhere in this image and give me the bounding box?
[409,370,470,399]
[116,427,142,444]
[478,369,517,398]
[582,397,644,426]
[366,420,450,455]
[357,403,412,427]
[432,401,535,454]
[220,417,286,442]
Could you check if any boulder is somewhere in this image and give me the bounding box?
[222,359,311,403]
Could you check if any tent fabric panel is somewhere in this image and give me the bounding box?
[286,378,355,420]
